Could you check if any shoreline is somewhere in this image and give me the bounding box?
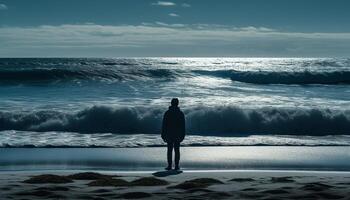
[1,146,349,172]
[2,169,350,174]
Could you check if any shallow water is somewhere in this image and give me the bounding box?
[1,147,349,171]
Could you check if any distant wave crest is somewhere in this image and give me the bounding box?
[1,106,349,135]
[1,67,350,85]
[229,70,350,85]
[0,68,179,83]
[1,58,350,85]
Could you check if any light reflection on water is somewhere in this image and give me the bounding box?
[0,58,349,145]
[0,147,349,171]
[0,57,349,111]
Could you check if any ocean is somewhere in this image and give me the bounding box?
[0,57,349,147]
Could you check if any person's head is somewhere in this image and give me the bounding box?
[171,98,179,107]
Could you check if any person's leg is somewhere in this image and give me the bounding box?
[166,142,174,170]
[174,142,180,170]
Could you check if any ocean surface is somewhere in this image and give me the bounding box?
[0,58,350,147]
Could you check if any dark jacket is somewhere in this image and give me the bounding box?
[161,106,186,143]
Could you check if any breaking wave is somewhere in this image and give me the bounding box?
[1,66,350,85]
[0,68,180,83]
[1,58,350,85]
[0,106,349,136]
[229,70,350,85]
[1,132,350,147]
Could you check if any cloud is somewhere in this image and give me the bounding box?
[153,21,185,27]
[0,3,8,10]
[169,13,179,17]
[151,1,176,6]
[1,23,350,57]
[181,3,191,8]
[238,26,275,32]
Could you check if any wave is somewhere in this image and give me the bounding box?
[1,106,349,136]
[2,66,350,85]
[1,131,350,147]
[1,58,350,85]
[0,68,180,83]
[229,70,350,85]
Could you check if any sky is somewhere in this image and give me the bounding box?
[0,0,350,57]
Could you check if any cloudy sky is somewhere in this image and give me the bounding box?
[1,0,350,57]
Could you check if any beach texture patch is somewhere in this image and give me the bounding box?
[197,191,232,199]
[317,192,344,199]
[130,177,169,186]
[16,190,54,197]
[230,178,255,182]
[170,178,223,190]
[87,177,168,187]
[262,189,290,194]
[23,174,73,184]
[34,186,70,191]
[120,192,152,199]
[300,182,333,191]
[68,172,117,180]
[88,178,129,187]
[271,177,295,183]
[14,189,66,199]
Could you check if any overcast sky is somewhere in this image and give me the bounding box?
[1,0,350,57]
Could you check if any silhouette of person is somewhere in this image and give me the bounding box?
[162,98,185,171]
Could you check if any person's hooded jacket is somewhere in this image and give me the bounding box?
[161,106,185,142]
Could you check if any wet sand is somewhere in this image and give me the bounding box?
[1,146,350,171]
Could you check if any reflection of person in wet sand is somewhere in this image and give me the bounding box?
[161,98,186,171]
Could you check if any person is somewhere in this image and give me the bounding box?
[161,98,186,171]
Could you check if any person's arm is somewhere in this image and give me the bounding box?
[180,112,186,142]
[161,112,167,142]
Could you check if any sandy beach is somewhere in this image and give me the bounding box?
[1,147,349,199]
[0,170,349,199]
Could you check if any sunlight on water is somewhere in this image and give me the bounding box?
[0,58,349,145]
